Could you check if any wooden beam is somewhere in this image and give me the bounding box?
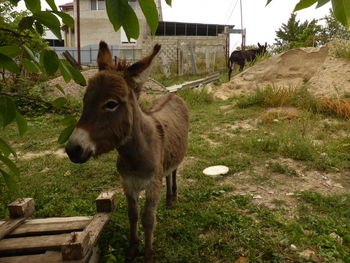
[61,213,111,260]
[95,191,116,213]
[0,198,35,240]
[0,233,71,255]
[8,198,35,219]
[8,217,91,237]
[0,250,91,263]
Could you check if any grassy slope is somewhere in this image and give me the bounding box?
[1,88,350,263]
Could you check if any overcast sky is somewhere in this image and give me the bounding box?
[160,0,332,50]
[20,0,332,50]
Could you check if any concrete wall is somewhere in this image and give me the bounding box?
[140,34,227,74]
[70,0,160,47]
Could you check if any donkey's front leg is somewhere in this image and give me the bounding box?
[142,183,161,263]
[125,193,140,263]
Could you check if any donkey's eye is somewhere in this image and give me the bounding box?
[103,100,119,111]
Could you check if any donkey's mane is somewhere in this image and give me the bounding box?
[113,59,131,72]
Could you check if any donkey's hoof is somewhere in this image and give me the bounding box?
[166,202,173,210]
[125,244,140,263]
[144,252,154,263]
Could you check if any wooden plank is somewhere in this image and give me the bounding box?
[62,213,111,260]
[8,198,35,218]
[0,233,72,255]
[0,250,92,263]
[0,218,26,240]
[8,218,91,237]
[0,198,36,240]
[95,191,116,213]
[16,216,92,225]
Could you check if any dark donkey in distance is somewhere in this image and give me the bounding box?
[228,42,267,80]
[65,42,189,263]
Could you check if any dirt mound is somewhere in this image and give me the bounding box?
[46,69,165,98]
[213,40,350,99]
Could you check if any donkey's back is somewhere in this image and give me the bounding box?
[148,93,189,173]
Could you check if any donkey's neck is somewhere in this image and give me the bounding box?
[117,94,158,159]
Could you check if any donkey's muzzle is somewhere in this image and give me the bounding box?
[65,142,92,164]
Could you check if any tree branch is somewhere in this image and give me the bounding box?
[0,92,52,106]
[0,27,32,39]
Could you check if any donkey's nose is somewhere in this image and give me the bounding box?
[65,142,92,164]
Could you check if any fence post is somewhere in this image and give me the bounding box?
[205,49,210,72]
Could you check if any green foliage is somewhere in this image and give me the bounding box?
[177,87,214,108]
[319,9,350,43]
[105,0,171,41]
[267,0,350,28]
[274,13,322,52]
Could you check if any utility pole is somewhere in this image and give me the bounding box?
[240,0,244,50]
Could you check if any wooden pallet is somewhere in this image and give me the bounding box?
[0,191,116,263]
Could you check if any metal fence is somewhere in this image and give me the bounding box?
[51,45,142,65]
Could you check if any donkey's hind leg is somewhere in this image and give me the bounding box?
[172,169,177,201]
[166,169,178,209]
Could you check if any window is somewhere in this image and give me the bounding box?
[91,0,105,10]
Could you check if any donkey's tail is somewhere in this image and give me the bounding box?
[228,56,233,81]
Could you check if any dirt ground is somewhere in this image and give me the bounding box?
[212,39,350,100]
[42,41,350,213]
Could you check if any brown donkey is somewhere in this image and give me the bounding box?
[65,42,189,263]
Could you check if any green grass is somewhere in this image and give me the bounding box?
[1,89,350,262]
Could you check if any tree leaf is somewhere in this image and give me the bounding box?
[332,0,350,27]
[0,54,20,74]
[22,58,40,73]
[24,0,41,13]
[40,49,59,74]
[0,154,20,178]
[139,0,159,35]
[58,59,72,82]
[60,116,76,126]
[23,44,37,62]
[52,97,67,108]
[55,84,66,95]
[18,16,35,30]
[52,11,74,28]
[61,60,86,86]
[165,0,172,6]
[58,124,75,144]
[105,0,139,40]
[0,168,18,194]
[45,0,58,11]
[0,46,21,58]
[15,110,27,136]
[316,0,330,8]
[33,11,62,40]
[294,0,318,11]
[0,138,16,158]
[9,0,20,5]
[0,96,17,128]
[35,21,44,35]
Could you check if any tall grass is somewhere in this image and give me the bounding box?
[236,85,321,112]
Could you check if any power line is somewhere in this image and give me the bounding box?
[225,0,239,25]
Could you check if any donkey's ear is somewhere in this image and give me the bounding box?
[127,44,161,84]
[97,41,113,71]
[264,42,267,47]
[257,42,261,48]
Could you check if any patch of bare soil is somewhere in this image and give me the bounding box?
[216,158,350,216]
[19,148,67,160]
[212,40,350,99]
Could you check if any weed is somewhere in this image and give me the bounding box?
[177,87,214,108]
[268,162,298,176]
